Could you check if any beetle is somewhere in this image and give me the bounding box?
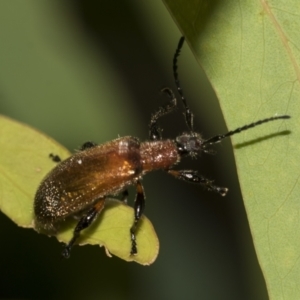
[34,37,290,258]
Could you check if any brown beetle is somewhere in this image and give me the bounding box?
[34,37,290,258]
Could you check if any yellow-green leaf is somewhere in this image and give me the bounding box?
[164,1,298,299]
[0,115,159,265]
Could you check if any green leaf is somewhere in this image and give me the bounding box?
[0,115,159,265]
[164,1,298,299]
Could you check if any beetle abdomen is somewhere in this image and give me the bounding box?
[34,136,142,230]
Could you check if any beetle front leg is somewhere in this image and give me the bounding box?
[168,170,228,197]
[130,180,145,255]
[149,87,177,140]
[61,198,106,258]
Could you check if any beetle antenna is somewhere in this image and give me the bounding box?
[203,115,291,146]
[173,37,194,131]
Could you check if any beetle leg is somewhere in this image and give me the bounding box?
[61,198,106,258]
[121,189,129,204]
[80,141,98,151]
[168,169,228,197]
[49,153,61,163]
[149,87,177,140]
[130,180,145,255]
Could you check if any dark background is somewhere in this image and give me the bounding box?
[0,1,268,299]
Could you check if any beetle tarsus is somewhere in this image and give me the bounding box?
[130,230,138,255]
[49,153,61,163]
[61,245,71,259]
[80,141,98,151]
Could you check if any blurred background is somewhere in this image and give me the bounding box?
[0,1,268,299]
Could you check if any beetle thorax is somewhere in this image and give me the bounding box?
[140,139,180,173]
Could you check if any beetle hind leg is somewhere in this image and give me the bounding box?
[49,153,61,163]
[61,198,106,258]
[80,141,97,151]
[121,189,129,204]
[130,181,146,255]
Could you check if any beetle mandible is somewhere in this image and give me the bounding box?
[34,37,290,258]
